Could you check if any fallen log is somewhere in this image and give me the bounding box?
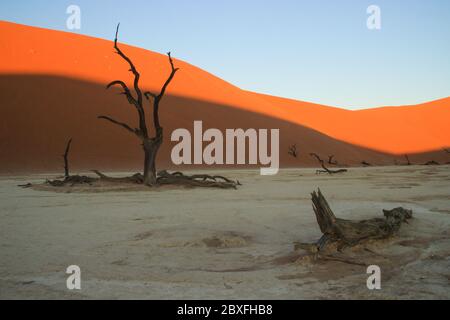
[296,189,412,253]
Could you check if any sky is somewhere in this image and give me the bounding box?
[1,0,449,109]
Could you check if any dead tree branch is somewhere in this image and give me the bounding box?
[310,153,347,174]
[97,116,138,136]
[328,155,338,165]
[288,144,298,158]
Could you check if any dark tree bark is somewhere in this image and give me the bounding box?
[63,138,73,178]
[405,154,412,165]
[99,24,178,186]
[328,155,338,165]
[310,153,347,174]
[288,144,298,158]
[296,189,413,253]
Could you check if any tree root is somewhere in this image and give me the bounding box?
[45,175,97,187]
[91,170,144,183]
[20,170,240,190]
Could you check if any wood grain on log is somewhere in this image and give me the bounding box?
[304,189,413,252]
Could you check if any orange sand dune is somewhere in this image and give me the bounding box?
[0,21,449,173]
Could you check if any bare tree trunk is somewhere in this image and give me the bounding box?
[143,137,162,185]
[405,154,411,165]
[63,138,72,178]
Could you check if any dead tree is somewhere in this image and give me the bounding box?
[99,24,178,186]
[63,138,73,178]
[328,155,338,165]
[310,153,347,174]
[296,189,413,253]
[288,144,298,158]
[404,154,412,165]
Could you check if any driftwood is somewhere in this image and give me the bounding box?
[296,189,413,253]
[310,153,347,175]
[288,144,298,158]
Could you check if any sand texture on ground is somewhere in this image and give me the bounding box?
[0,166,449,299]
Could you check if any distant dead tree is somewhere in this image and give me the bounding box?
[63,138,73,178]
[423,160,439,166]
[328,155,338,165]
[310,153,347,174]
[99,24,179,186]
[404,154,412,165]
[288,144,298,158]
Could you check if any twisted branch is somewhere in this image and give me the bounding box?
[310,153,347,174]
[110,23,148,138]
[98,115,138,136]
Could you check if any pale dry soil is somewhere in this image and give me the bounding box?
[0,166,449,299]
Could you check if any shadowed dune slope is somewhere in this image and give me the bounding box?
[0,75,448,174]
[0,21,449,173]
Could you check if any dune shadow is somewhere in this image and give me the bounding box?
[0,74,447,174]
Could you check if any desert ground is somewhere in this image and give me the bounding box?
[0,165,449,299]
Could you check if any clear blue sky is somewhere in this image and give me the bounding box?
[1,0,449,109]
